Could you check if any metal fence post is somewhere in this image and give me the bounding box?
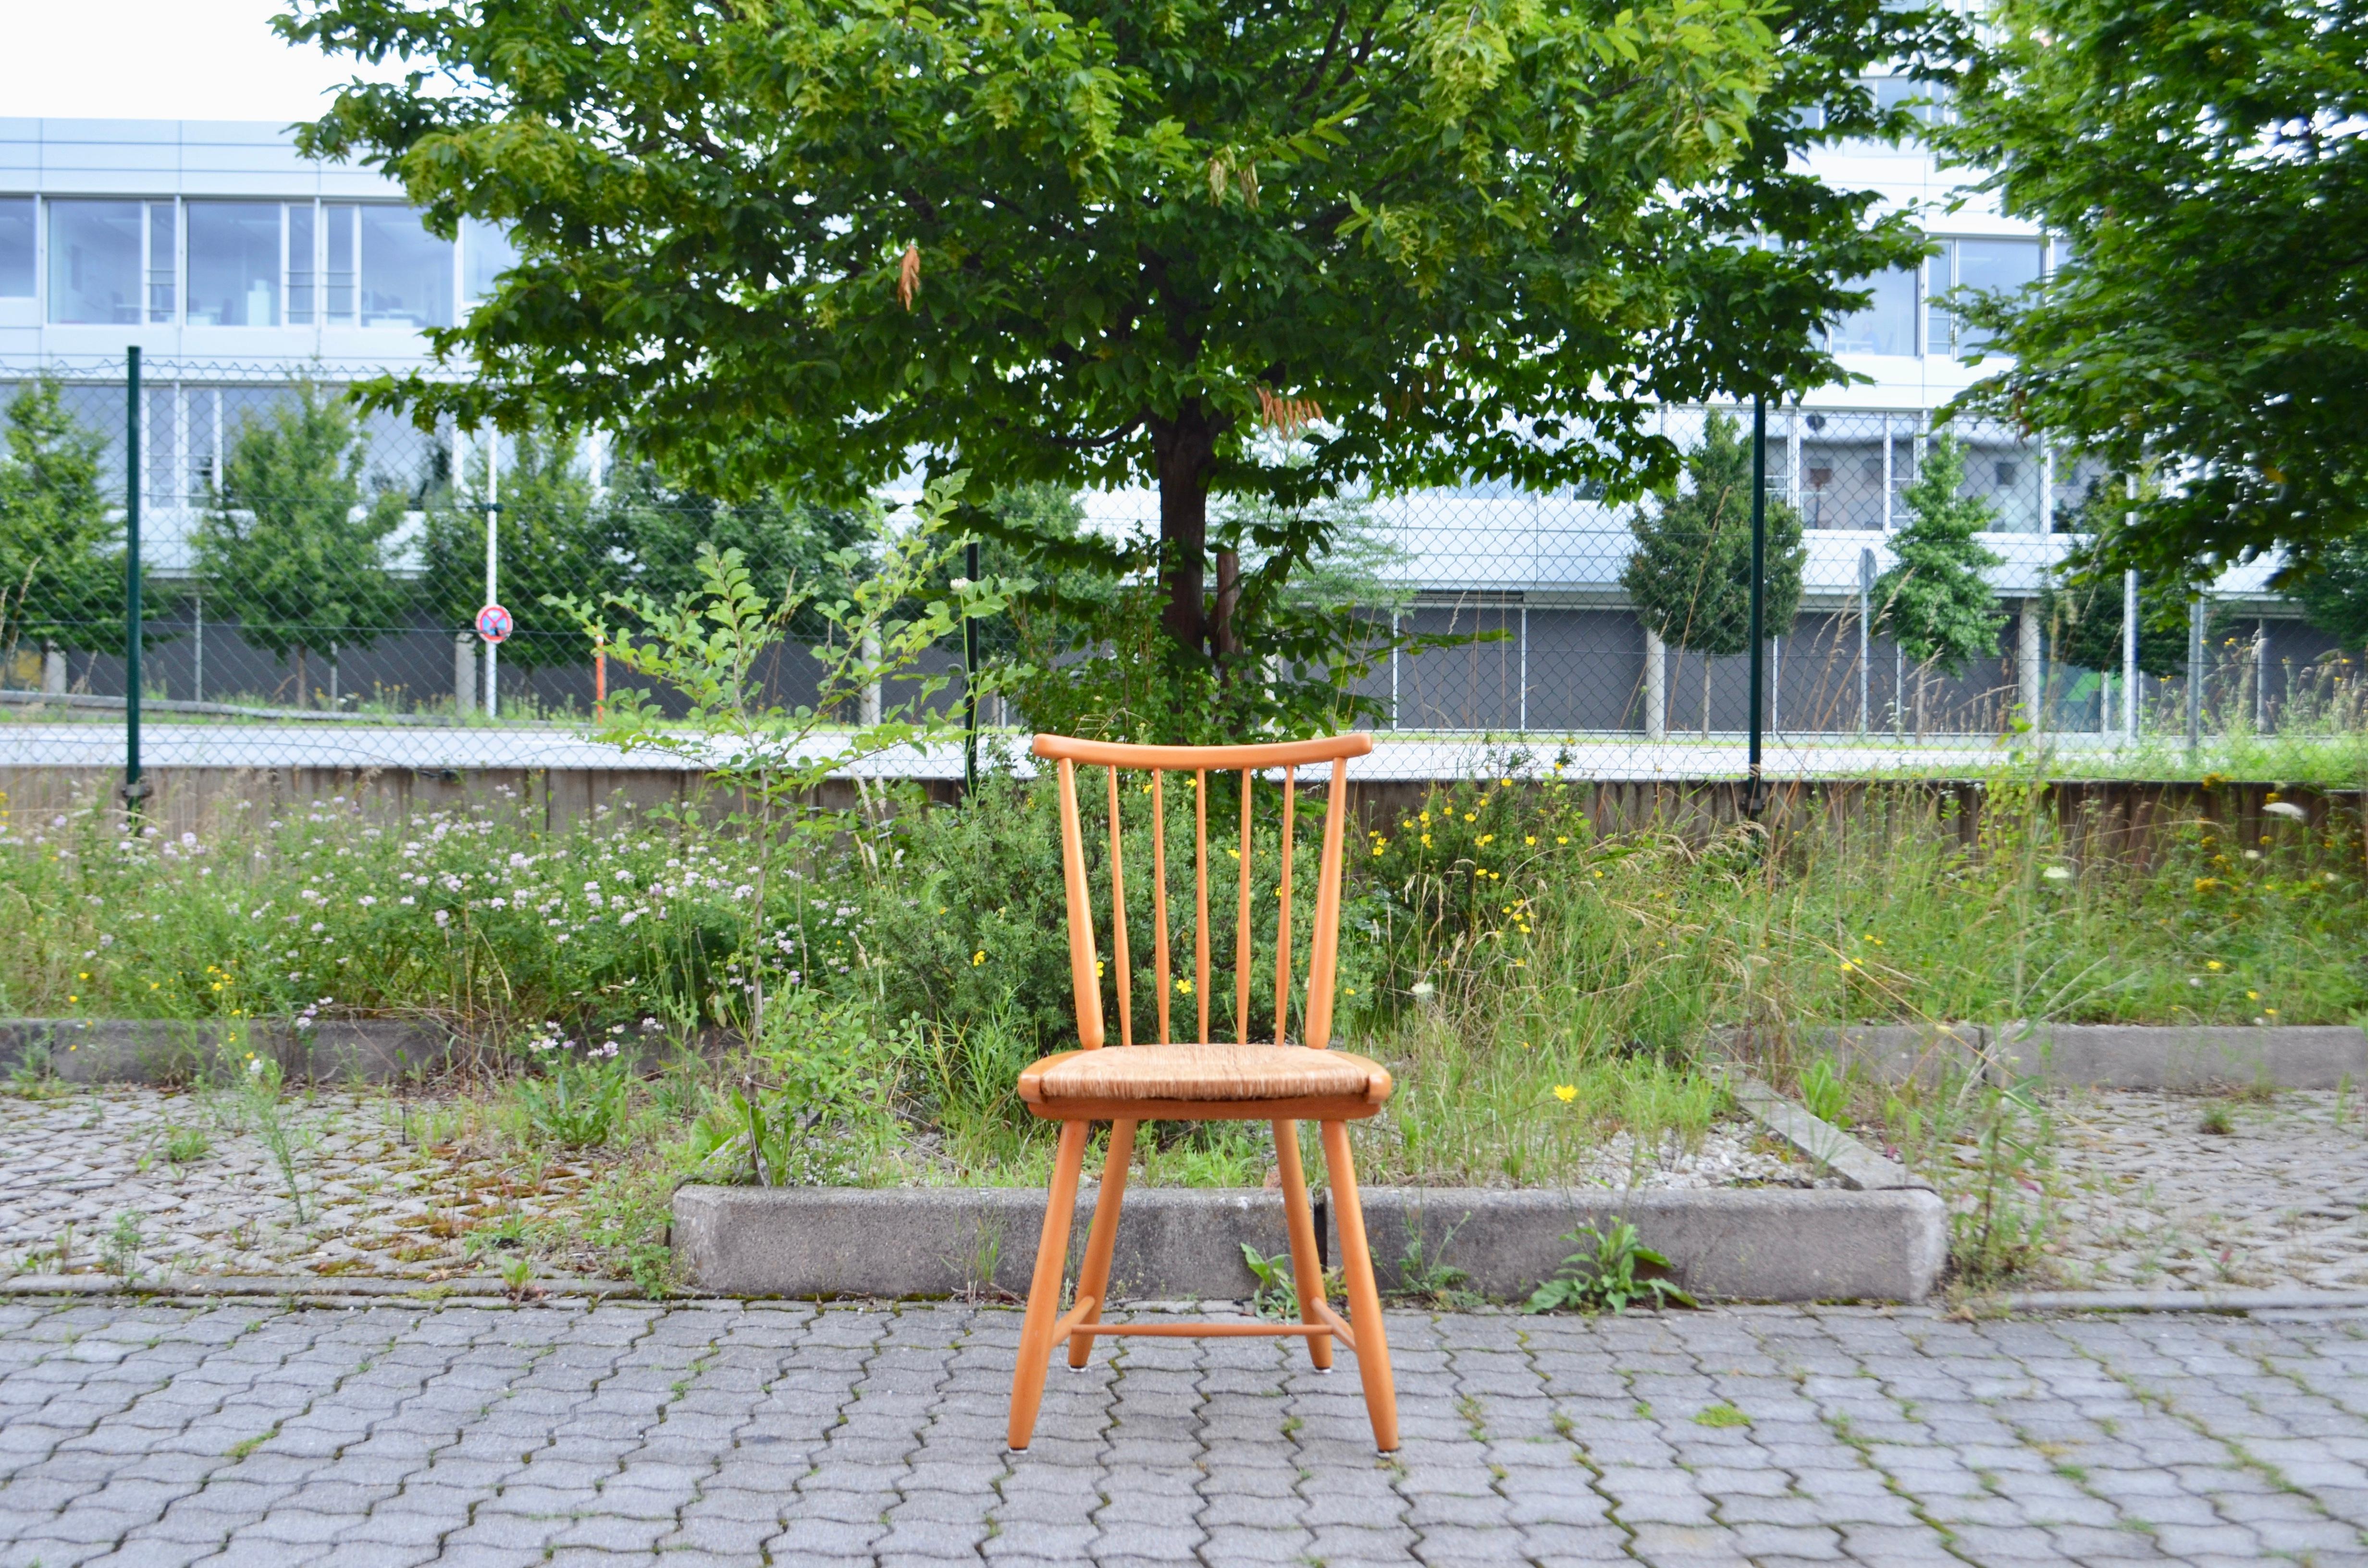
[2123,568,2140,738]
[1747,394,1766,814]
[123,347,148,813]
[2186,596,2205,757]
[963,537,980,795]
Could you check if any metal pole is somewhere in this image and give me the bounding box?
[2186,594,2205,757]
[123,347,147,811]
[962,538,981,796]
[1858,548,1875,736]
[483,433,499,718]
[2122,568,2139,738]
[1747,394,1767,814]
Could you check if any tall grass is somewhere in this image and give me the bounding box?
[0,760,2358,1193]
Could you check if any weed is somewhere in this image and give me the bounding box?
[160,1124,211,1164]
[1391,1215,1481,1309]
[498,1253,540,1300]
[1693,1403,1750,1429]
[224,1429,275,1460]
[1524,1219,1696,1314]
[1240,1242,1310,1321]
[2199,1102,2236,1136]
[233,1052,311,1225]
[1798,1056,1851,1125]
[99,1213,142,1278]
[8,1042,69,1100]
[512,1054,632,1150]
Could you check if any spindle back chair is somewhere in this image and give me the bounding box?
[1006,731,1397,1454]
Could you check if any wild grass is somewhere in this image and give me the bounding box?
[0,758,2358,1234]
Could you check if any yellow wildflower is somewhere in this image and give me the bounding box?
[1553,1084,1578,1103]
[972,951,986,967]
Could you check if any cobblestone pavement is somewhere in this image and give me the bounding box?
[4,1298,2368,1568]
[0,1088,604,1282]
[2046,1089,2368,1293]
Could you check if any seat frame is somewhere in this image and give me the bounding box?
[1005,732,1397,1455]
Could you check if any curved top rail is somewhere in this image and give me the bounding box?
[1030,733,1374,770]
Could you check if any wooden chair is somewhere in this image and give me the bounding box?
[1005,731,1399,1454]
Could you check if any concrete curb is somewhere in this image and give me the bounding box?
[1727,1074,1929,1191]
[0,1273,638,1302]
[670,1181,1948,1304]
[1762,1022,2368,1090]
[0,1018,454,1085]
[2001,1288,2368,1315]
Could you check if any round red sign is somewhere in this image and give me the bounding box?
[476,604,513,644]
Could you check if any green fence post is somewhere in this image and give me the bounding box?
[123,346,148,815]
[1746,393,1767,816]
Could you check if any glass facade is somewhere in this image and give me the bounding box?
[146,201,175,322]
[461,216,518,303]
[13,198,483,329]
[1828,267,1917,356]
[1928,237,2046,358]
[47,199,143,323]
[0,198,34,297]
[360,205,453,328]
[188,202,284,326]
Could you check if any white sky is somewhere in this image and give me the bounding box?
[0,0,410,123]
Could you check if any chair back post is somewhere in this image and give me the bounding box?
[1054,757,1106,1051]
[1032,732,1373,1053]
[1300,756,1353,1051]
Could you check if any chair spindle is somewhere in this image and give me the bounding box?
[1106,765,1132,1050]
[1151,771,1171,1045]
[1275,765,1295,1046]
[1194,770,1211,1044]
[1235,770,1254,1045]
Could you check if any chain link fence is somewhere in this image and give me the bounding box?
[2,361,2360,780]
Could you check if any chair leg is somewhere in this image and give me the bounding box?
[1008,1119,1090,1451]
[1320,1120,1398,1454]
[1271,1118,1333,1372]
[1068,1118,1136,1367]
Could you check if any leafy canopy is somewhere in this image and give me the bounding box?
[1940,0,2368,587]
[285,0,1957,671]
[1873,434,2004,678]
[1622,410,1804,658]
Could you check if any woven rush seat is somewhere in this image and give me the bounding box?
[1021,1042,1392,1107]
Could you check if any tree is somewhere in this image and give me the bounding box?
[0,379,124,669]
[1872,434,2005,686]
[2046,481,2193,679]
[1940,0,2368,586]
[423,428,618,669]
[2293,531,2368,655]
[194,385,411,704]
[1621,411,1805,733]
[287,0,1960,728]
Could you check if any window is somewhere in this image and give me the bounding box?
[461,216,518,305]
[47,200,143,324]
[146,201,175,322]
[0,199,32,297]
[187,201,283,326]
[359,206,452,328]
[326,203,358,322]
[1861,76,1956,128]
[1927,238,2045,359]
[288,203,315,324]
[1828,267,1917,356]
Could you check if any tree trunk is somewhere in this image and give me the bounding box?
[1150,403,1224,654]
[1213,551,1243,662]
